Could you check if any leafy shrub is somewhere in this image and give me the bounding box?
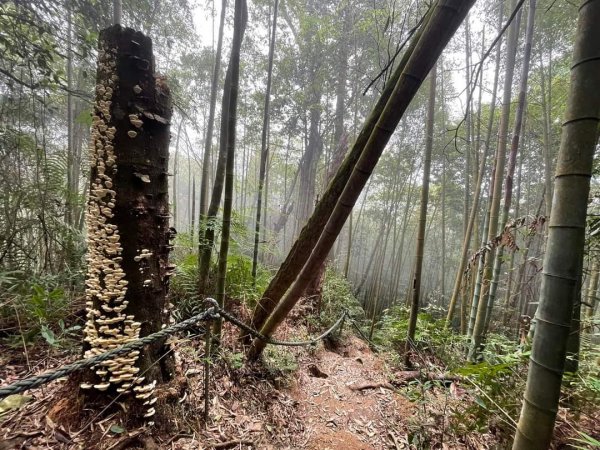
[169,254,203,322]
[321,266,365,325]
[263,345,298,376]
[224,253,271,307]
[169,251,272,322]
[373,306,465,362]
[565,332,600,414]
[0,271,78,345]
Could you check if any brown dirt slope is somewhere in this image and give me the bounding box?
[290,335,412,450]
[0,331,413,450]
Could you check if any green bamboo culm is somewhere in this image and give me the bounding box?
[512,0,600,447]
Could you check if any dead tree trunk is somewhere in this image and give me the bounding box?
[81,25,173,418]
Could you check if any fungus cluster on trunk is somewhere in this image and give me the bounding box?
[82,38,157,420]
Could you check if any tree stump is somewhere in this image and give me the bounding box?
[81,24,173,419]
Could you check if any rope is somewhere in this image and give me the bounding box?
[0,307,218,398]
[217,306,347,346]
[0,299,347,398]
[348,319,381,351]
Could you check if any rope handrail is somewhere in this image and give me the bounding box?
[0,298,348,398]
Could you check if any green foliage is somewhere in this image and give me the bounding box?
[171,231,196,262]
[25,283,67,325]
[374,305,466,364]
[169,253,202,322]
[169,250,272,322]
[223,350,245,370]
[320,266,364,324]
[40,320,81,347]
[564,333,600,414]
[0,3,61,89]
[262,345,298,377]
[224,253,271,307]
[448,335,529,439]
[374,311,533,443]
[404,377,448,449]
[371,305,409,348]
[0,271,80,345]
[109,424,126,435]
[571,431,600,449]
[0,126,87,275]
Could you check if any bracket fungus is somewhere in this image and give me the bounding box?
[82,41,158,418]
[129,114,144,128]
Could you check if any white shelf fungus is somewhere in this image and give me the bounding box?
[81,42,155,403]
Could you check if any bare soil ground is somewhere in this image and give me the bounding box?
[291,335,413,450]
[0,326,412,450]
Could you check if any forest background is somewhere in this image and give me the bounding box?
[0,0,599,448]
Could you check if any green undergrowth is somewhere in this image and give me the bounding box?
[319,266,365,325]
[371,306,600,447]
[253,267,363,378]
[262,345,299,377]
[372,305,466,365]
[169,250,272,322]
[0,270,82,348]
[374,307,527,444]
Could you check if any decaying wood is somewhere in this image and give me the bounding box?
[83,25,174,389]
[347,381,396,391]
[348,371,461,391]
[212,439,255,449]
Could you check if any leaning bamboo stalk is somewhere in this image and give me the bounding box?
[246,5,436,337]
[249,0,477,359]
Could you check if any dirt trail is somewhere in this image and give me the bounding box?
[290,336,412,449]
[0,330,415,450]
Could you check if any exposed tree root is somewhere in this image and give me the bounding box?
[347,371,461,392]
[212,439,255,448]
[347,382,396,391]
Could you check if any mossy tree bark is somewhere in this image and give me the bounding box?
[249,0,477,359]
[512,0,600,446]
[82,25,173,412]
